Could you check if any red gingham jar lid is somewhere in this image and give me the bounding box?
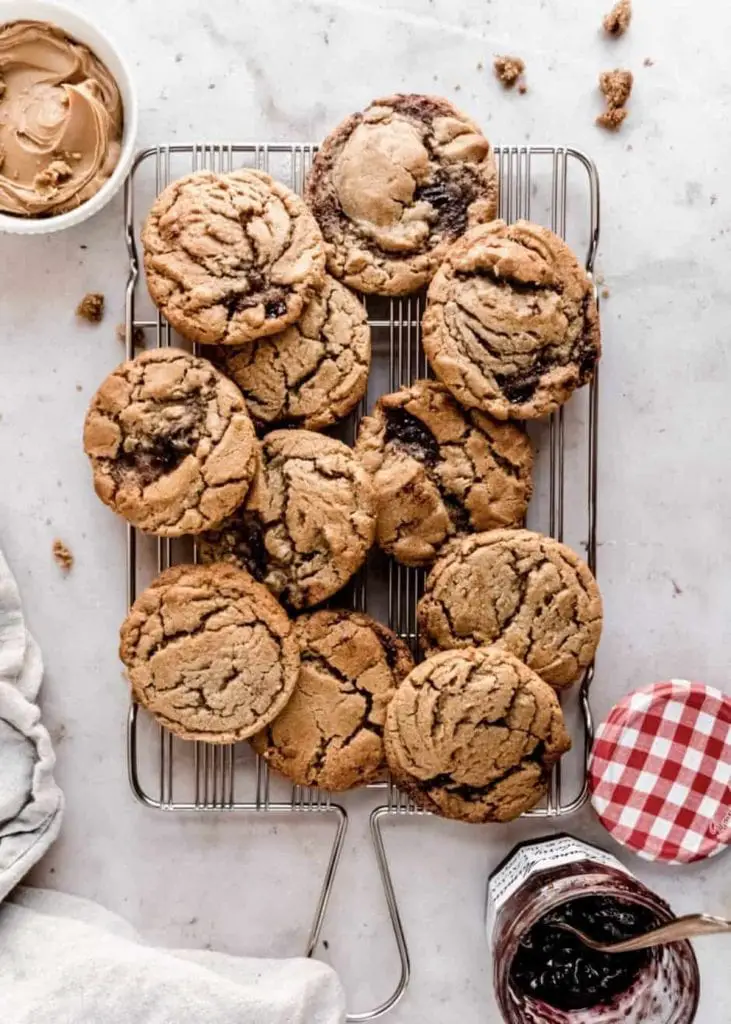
[589,680,731,864]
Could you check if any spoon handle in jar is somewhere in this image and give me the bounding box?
[598,914,731,953]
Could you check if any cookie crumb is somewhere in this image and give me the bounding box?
[602,0,632,36]
[75,384,83,392]
[116,322,146,349]
[76,293,105,323]
[711,194,718,205]
[601,287,610,299]
[493,55,526,89]
[596,69,633,131]
[643,57,654,67]
[52,540,74,573]
[477,60,484,71]
[34,159,73,193]
[518,82,528,94]
[597,107,629,131]
[600,69,633,108]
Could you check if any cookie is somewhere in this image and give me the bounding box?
[119,563,299,743]
[83,349,258,537]
[384,646,571,822]
[306,94,498,295]
[356,380,533,567]
[417,529,602,689]
[198,429,377,609]
[142,169,326,345]
[212,275,370,432]
[422,220,601,420]
[251,610,414,790]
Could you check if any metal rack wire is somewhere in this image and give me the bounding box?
[123,141,600,1021]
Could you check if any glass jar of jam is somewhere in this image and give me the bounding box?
[487,834,700,1023]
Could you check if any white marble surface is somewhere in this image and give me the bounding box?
[1,0,730,1020]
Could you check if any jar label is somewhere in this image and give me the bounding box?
[485,835,632,948]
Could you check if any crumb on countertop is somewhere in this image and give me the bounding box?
[493,55,526,89]
[600,69,633,107]
[116,322,146,349]
[601,287,610,299]
[603,0,632,37]
[597,69,633,131]
[76,293,105,323]
[52,539,74,573]
[597,107,629,131]
[643,57,654,67]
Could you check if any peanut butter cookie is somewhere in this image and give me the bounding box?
[119,563,299,743]
[306,94,498,295]
[142,169,326,345]
[251,610,414,790]
[83,349,258,537]
[418,529,602,689]
[198,429,377,609]
[213,275,370,432]
[422,220,601,420]
[384,646,571,822]
[356,380,533,567]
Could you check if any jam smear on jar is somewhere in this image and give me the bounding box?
[509,895,659,1012]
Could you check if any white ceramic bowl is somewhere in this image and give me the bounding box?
[0,0,138,234]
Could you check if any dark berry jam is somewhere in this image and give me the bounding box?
[509,895,658,1012]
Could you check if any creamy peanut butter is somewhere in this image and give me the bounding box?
[0,20,123,217]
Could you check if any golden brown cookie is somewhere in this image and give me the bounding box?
[422,220,601,420]
[417,529,602,689]
[212,275,370,432]
[119,563,299,743]
[384,646,571,822]
[306,94,498,295]
[356,380,533,567]
[251,610,414,790]
[198,429,377,609]
[83,349,258,537]
[142,169,326,345]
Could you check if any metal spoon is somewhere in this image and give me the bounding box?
[554,914,731,954]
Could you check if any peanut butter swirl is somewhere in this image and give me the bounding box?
[0,20,123,217]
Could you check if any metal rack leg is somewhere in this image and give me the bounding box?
[346,807,411,1022]
[304,804,349,957]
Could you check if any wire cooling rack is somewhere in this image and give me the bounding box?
[123,141,600,1020]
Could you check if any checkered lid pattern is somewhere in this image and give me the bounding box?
[589,680,731,864]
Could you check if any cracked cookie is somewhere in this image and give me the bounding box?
[356,380,533,567]
[119,563,299,743]
[142,169,326,345]
[422,220,601,420]
[251,610,414,790]
[198,429,377,609]
[384,646,571,822]
[83,348,259,536]
[212,275,370,432]
[306,93,498,295]
[418,529,602,689]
